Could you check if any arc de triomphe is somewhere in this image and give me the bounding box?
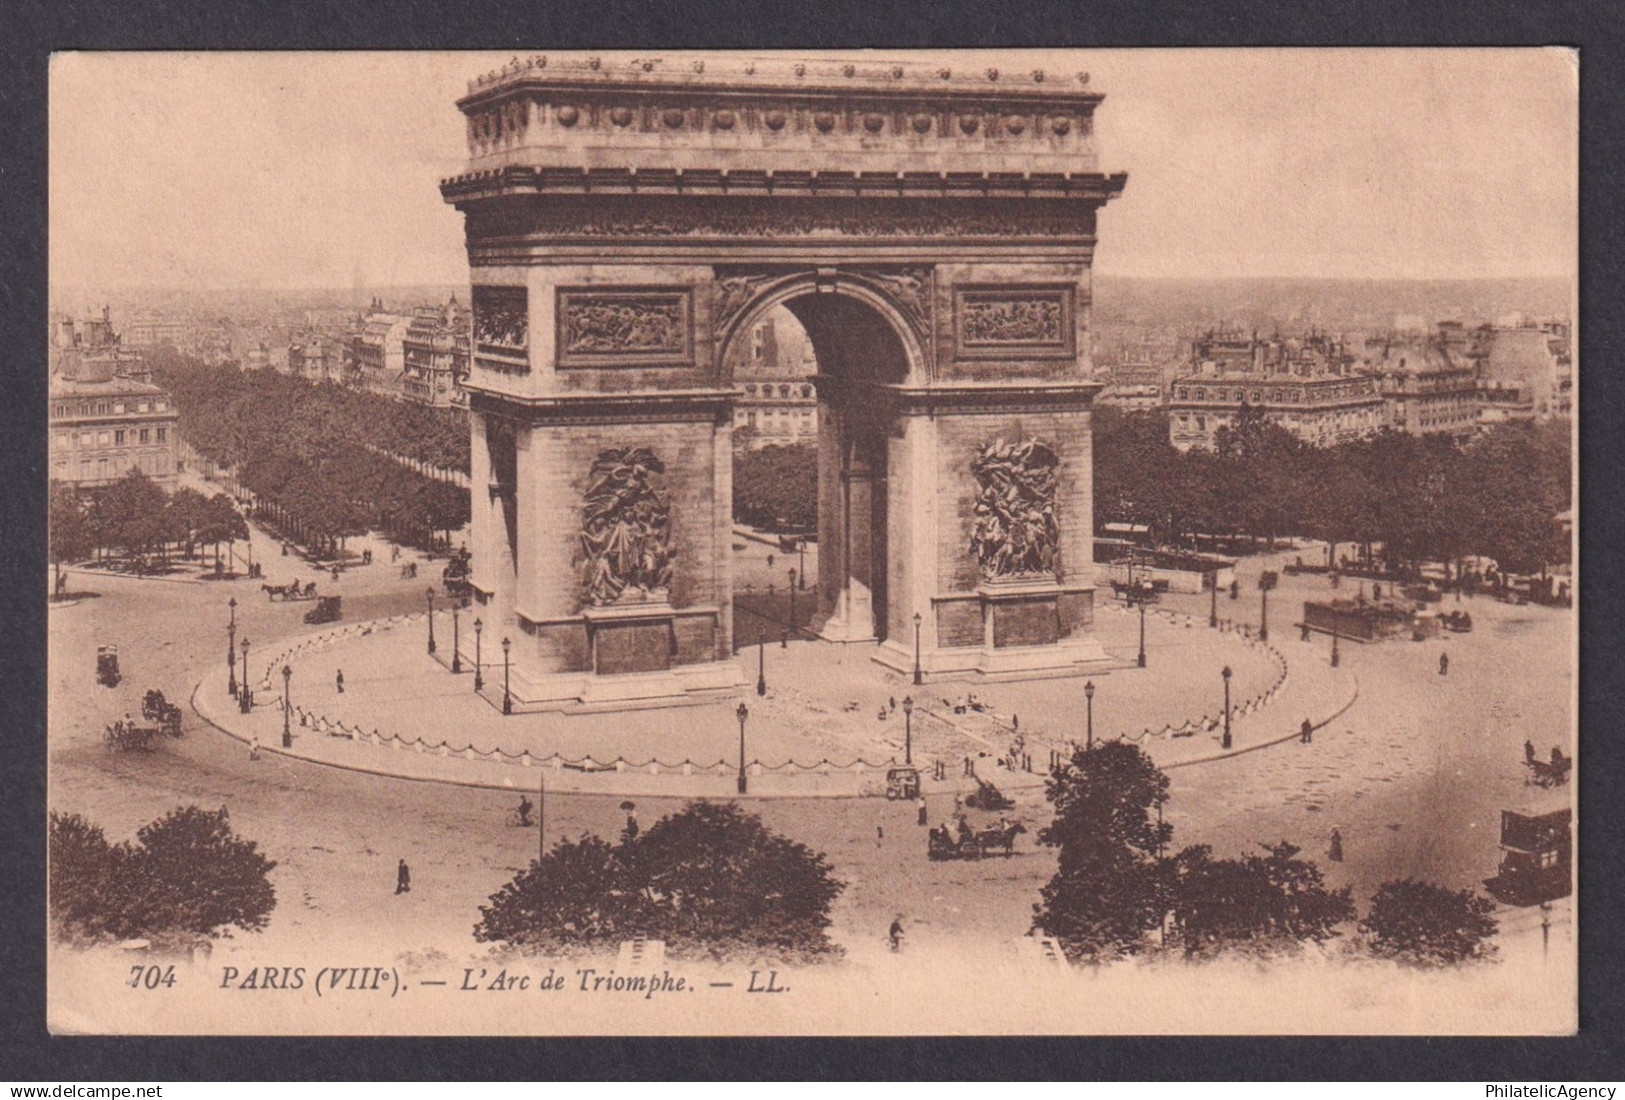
[441,54,1126,706]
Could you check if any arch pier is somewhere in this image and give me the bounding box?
[441,54,1127,707]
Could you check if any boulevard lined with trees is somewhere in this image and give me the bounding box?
[150,351,471,556]
[1095,406,1571,576]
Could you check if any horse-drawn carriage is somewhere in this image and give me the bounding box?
[304,595,342,625]
[442,547,473,598]
[884,766,921,801]
[1442,610,1474,633]
[262,580,318,601]
[104,716,161,752]
[1525,744,1572,788]
[927,819,1026,860]
[142,689,183,738]
[96,645,121,687]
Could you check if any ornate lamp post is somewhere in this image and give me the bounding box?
[736,701,749,795]
[451,601,462,673]
[1084,679,1095,750]
[902,694,914,766]
[501,636,513,715]
[797,539,807,589]
[756,629,767,696]
[1258,570,1277,642]
[1210,575,1219,628]
[912,611,923,686]
[1137,597,1148,668]
[473,617,484,691]
[227,597,238,698]
[787,568,797,644]
[1221,665,1233,750]
[1331,615,1341,667]
[239,638,252,713]
[425,587,437,655]
[281,664,292,748]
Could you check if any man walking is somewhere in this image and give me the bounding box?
[335,669,345,694]
[395,858,411,895]
[1300,718,1313,744]
[1439,652,1449,676]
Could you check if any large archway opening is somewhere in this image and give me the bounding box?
[723,287,916,650]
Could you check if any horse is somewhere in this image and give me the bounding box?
[975,822,1027,858]
[262,582,288,601]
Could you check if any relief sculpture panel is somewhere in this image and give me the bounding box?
[579,446,675,606]
[558,289,692,367]
[955,286,1076,359]
[472,285,529,372]
[968,438,1062,580]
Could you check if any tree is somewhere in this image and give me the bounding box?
[1032,741,1172,963]
[1165,841,1354,959]
[1359,879,1499,966]
[48,481,93,594]
[48,806,278,947]
[475,801,844,962]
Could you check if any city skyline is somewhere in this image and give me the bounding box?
[50,49,1576,292]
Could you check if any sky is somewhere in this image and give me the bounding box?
[49,49,1577,291]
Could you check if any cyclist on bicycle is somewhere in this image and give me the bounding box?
[516,795,533,827]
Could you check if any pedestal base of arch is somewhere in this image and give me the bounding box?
[871,580,1111,682]
[497,656,748,714]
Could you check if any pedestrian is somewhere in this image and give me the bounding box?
[249,734,261,761]
[1328,829,1344,862]
[1525,739,1536,764]
[1372,583,1382,600]
[1439,652,1449,676]
[336,669,345,694]
[888,916,904,952]
[331,565,340,583]
[889,696,896,711]
[876,825,884,843]
[395,859,411,894]
[1300,622,1311,642]
[916,796,927,826]
[392,546,400,564]
[1300,718,1313,744]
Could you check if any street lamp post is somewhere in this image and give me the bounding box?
[787,568,797,645]
[1258,570,1277,643]
[797,539,806,589]
[902,695,914,765]
[756,629,767,696]
[1084,679,1095,750]
[239,638,252,714]
[912,611,923,686]
[1137,598,1148,668]
[1331,614,1341,668]
[736,701,749,795]
[425,587,437,655]
[473,617,484,691]
[1210,576,1218,628]
[501,636,513,715]
[227,597,238,698]
[1221,665,1233,750]
[281,665,292,748]
[451,602,462,673]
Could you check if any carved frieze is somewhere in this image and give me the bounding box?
[713,269,798,335]
[557,289,693,368]
[465,197,1096,242]
[954,286,1076,360]
[968,438,1061,581]
[579,446,675,606]
[472,285,529,373]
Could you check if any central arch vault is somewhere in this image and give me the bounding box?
[442,53,1127,707]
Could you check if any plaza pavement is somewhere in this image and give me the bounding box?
[192,570,1357,797]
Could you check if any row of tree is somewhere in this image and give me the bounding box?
[1034,741,1498,966]
[150,347,471,474]
[50,473,250,586]
[149,353,470,554]
[1093,406,1571,575]
[733,442,818,533]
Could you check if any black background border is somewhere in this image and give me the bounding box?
[3,0,1619,1081]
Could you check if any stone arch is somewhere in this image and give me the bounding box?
[716,272,929,388]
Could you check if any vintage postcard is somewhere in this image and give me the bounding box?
[46,48,1577,1035]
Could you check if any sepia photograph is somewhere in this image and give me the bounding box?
[44,47,1577,1037]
